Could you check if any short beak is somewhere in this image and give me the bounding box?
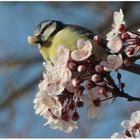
[28,35,40,45]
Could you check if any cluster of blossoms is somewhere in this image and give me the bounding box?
[33,9,140,133]
[111,111,140,138]
[106,9,140,69]
[34,40,116,133]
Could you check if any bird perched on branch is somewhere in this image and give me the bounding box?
[28,20,107,62]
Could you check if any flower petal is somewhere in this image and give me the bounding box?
[34,91,62,117]
[51,45,69,66]
[131,111,140,123]
[107,36,122,53]
[71,39,92,61]
[114,9,124,27]
[121,120,134,129]
[101,54,123,71]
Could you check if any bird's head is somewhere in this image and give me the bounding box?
[28,20,65,45]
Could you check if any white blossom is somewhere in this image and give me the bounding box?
[107,9,125,40]
[71,39,92,61]
[51,45,70,66]
[41,61,71,95]
[81,86,112,119]
[39,45,72,96]
[65,80,76,93]
[44,116,78,133]
[121,111,140,129]
[111,111,140,138]
[138,29,140,32]
[111,130,140,138]
[100,54,123,71]
[107,36,123,53]
[34,90,62,117]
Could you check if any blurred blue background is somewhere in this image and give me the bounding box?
[0,1,140,138]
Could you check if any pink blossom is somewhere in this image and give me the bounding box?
[100,54,123,71]
[41,61,71,95]
[111,111,140,138]
[107,9,125,40]
[51,45,70,66]
[34,90,62,117]
[107,36,122,53]
[71,39,92,61]
[121,111,140,129]
[44,116,78,133]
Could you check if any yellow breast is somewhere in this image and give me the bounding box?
[39,27,106,61]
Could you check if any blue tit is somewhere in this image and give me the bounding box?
[28,20,107,61]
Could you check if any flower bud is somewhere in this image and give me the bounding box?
[91,74,101,83]
[77,65,86,72]
[93,35,101,45]
[72,112,79,121]
[99,86,107,95]
[95,65,104,73]
[119,24,126,32]
[117,73,121,79]
[121,82,125,89]
[77,101,84,107]
[124,130,131,137]
[72,78,81,87]
[93,98,101,107]
[68,102,75,110]
[68,61,77,71]
[133,123,140,129]
[61,112,70,121]
[121,32,130,41]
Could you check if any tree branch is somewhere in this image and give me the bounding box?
[116,91,140,102]
[0,74,41,111]
[121,63,140,75]
[107,73,140,103]
[0,56,42,68]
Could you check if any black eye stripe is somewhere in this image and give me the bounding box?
[40,21,53,36]
[34,21,53,37]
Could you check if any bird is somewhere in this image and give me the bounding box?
[28,20,107,62]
